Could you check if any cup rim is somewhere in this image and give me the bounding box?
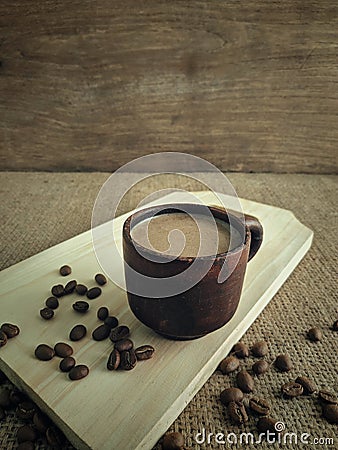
[123,203,249,262]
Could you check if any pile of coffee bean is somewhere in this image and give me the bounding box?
[218,338,338,433]
[0,323,20,348]
[0,384,66,449]
[91,306,155,371]
[159,322,338,446]
[34,265,155,380]
[219,340,280,430]
[39,266,107,321]
[33,266,111,382]
[34,341,89,381]
[318,390,338,424]
[280,381,338,423]
[107,340,154,371]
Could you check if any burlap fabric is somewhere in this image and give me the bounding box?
[0,172,337,450]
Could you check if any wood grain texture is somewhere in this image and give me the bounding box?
[0,190,313,450]
[0,1,337,173]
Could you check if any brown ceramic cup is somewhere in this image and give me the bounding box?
[123,204,263,340]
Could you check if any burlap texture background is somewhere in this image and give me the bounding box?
[0,172,337,449]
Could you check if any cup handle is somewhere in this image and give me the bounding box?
[244,214,263,261]
[209,205,263,261]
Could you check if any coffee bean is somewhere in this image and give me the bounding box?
[35,344,55,361]
[1,323,20,338]
[17,425,38,443]
[104,316,119,329]
[16,401,37,420]
[332,320,338,331]
[228,401,248,424]
[17,442,34,450]
[59,265,71,276]
[0,406,5,421]
[45,296,59,309]
[95,273,107,286]
[236,370,254,393]
[0,388,11,408]
[0,330,7,347]
[86,287,102,300]
[251,341,268,357]
[135,345,155,360]
[107,349,121,371]
[72,301,89,313]
[33,410,51,433]
[220,387,244,406]
[219,355,240,374]
[318,390,338,404]
[97,306,109,321]
[322,403,338,424]
[59,356,76,373]
[110,325,130,342]
[307,327,322,342]
[295,376,316,395]
[46,426,64,448]
[249,397,270,415]
[75,284,88,296]
[232,342,249,358]
[274,354,292,372]
[54,342,73,358]
[92,324,111,341]
[120,349,137,370]
[162,431,184,450]
[51,284,65,297]
[281,381,303,398]
[9,389,26,407]
[68,364,89,381]
[115,339,134,352]
[257,416,279,434]
[64,279,77,294]
[252,360,269,375]
[40,307,54,320]
[69,324,87,341]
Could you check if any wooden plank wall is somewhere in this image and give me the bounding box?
[0,1,337,173]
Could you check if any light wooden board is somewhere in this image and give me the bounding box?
[0,191,313,450]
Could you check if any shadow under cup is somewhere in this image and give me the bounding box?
[122,204,263,340]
